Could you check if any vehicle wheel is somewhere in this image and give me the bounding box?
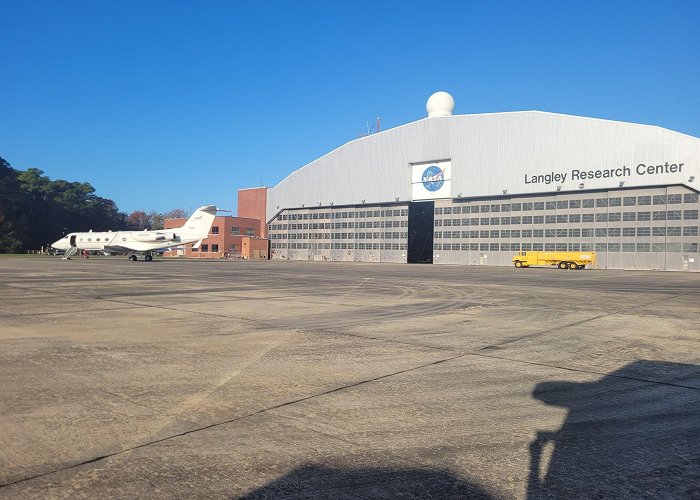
[129,255,137,261]
[558,262,567,269]
[514,261,523,268]
[568,262,578,270]
[579,265,585,270]
[145,254,153,262]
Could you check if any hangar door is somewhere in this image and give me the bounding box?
[407,201,434,263]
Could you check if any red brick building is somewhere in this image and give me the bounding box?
[237,187,268,238]
[163,187,270,259]
[163,215,264,258]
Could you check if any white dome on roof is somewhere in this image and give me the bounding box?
[426,91,454,117]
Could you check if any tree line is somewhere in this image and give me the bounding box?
[0,157,187,253]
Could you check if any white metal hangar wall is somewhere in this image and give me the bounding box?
[266,93,700,271]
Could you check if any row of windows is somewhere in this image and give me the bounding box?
[436,194,698,214]
[207,226,255,235]
[272,232,407,240]
[434,242,699,253]
[271,242,408,250]
[278,209,408,221]
[435,210,699,226]
[435,226,700,239]
[271,220,408,231]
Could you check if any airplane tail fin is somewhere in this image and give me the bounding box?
[176,205,219,240]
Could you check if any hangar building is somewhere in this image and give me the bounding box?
[255,92,699,271]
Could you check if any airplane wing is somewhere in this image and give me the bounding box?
[104,244,183,254]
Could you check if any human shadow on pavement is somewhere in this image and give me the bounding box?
[239,464,494,499]
[527,360,700,499]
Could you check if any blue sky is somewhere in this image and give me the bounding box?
[2,1,698,214]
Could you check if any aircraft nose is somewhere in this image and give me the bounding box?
[51,238,68,250]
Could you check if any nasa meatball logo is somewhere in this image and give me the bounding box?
[421,165,445,192]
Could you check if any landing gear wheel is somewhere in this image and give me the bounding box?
[129,255,138,261]
[568,262,578,270]
[145,254,153,262]
[558,262,567,269]
[514,261,523,268]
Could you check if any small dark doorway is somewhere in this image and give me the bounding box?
[69,235,76,246]
[407,201,434,263]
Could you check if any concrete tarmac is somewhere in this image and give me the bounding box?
[0,257,698,499]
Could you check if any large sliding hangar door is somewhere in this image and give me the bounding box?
[407,201,434,263]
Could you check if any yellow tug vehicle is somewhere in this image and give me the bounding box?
[512,251,596,270]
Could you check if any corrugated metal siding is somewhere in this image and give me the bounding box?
[267,112,700,221]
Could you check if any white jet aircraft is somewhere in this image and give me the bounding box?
[51,205,219,261]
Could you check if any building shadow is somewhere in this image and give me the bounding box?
[528,360,700,499]
[239,464,493,499]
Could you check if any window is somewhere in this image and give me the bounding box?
[201,244,209,252]
[534,202,545,210]
[595,243,607,252]
[684,193,698,203]
[569,200,582,209]
[596,228,607,238]
[211,244,219,252]
[623,196,636,206]
[683,226,699,236]
[609,198,621,207]
[637,243,650,252]
[245,228,255,236]
[546,201,557,210]
[556,200,568,209]
[231,227,241,235]
[623,212,637,221]
[556,229,567,238]
[668,194,682,204]
[683,242,699,252]
[581,228,594,237]
[653,211,667,221]
[569,229,581,238]
[637,227,650,236]
[582,199,594,208]
[622,243,635,252]
[638,196,651,205]
[608,228,621,237]
[556,215,568,224]
[501,203,511,211]
[569,214,581,223]
[596,213,608,223]
[653,195,667,205]
[582,214,594,222]
[637,212,651,221]
[684,210,699,220]
[545,229,556,238]
[653,227,666,237]
[623,228,636,237]
[596,198,608,207]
